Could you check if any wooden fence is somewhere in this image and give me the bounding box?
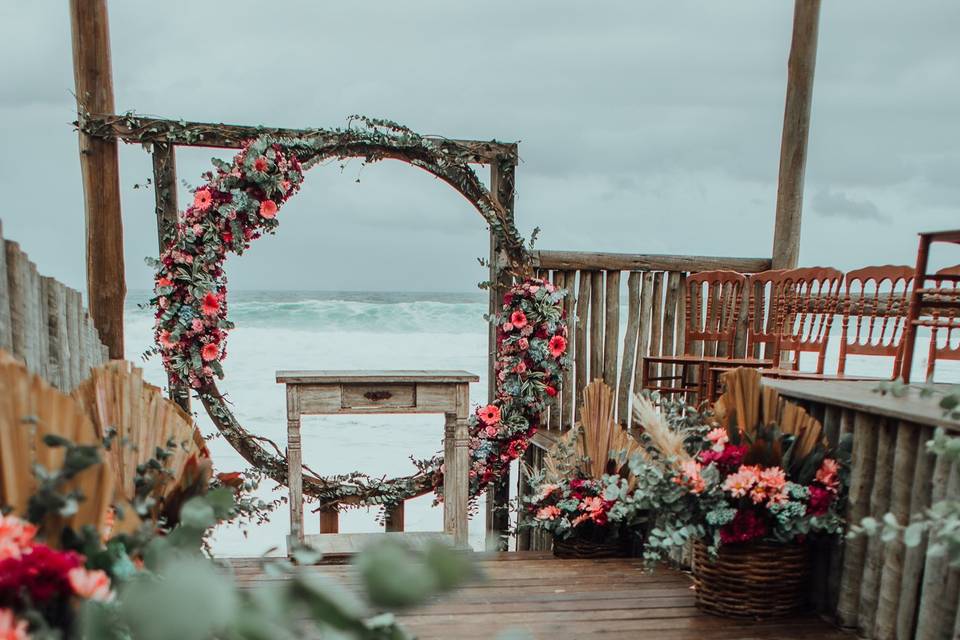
[0,220,108,390]
[527,250,772,432]
[766,379,959,640]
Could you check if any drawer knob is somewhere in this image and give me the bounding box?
[363,390,393,402]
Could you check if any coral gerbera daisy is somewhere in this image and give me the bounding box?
[259,199,278,219]
[548,335,567,358]
[253,156,269,172]
[201,292,220,316]
[201,342,219,362]
[478,404,501,425]
[510,310,528,329]
[192,188,213,211]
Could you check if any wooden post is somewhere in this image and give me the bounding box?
[152,144,190,411]
[771,0,822,270]
[485,158,515,551]
[69,0,125,358]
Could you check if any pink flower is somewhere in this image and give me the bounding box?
[514,360,527,374]
[484,425,498,438]
[510,310,528,329]
[0,609,28,640]
[816,458,840,491]
[0,515,36,562]
[158,330,175,349]
[534,484,558,501]
[201,292,220,316]
[677,460,706,494]
[259,199,278,219]
[201,342,219,362]
[548,335,567,358]
[253,157,269,172]
[68,567,113,602]
[759,467,786,492]
[191,318,204,332]
[723,465,761,498]
[478,404,501,425]
[536,506,561,521]
[502,322,514,332]
[579,496,604,512]
[193,189,213,211]
[517,338,529,350]
[706,427,729,451]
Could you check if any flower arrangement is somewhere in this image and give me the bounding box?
[520,381,647,557]
[463,277,569,498]
[628,369,850,562]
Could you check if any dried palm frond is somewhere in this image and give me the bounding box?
[0,351,115,543]
[631,392,691,464]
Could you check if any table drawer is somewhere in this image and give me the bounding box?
[341,384,416,410]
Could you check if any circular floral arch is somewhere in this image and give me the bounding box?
[150,117,569,509]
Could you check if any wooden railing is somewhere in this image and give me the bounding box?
[527,250,771,432]
[0,221,107,390]
[765,378,959,640]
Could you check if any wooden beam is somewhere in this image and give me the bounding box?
[532,250,770,274]
[771,0,822,270]
[70,0,125,359]
[81,113,517,164]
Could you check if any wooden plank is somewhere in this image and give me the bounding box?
[575,271,590,413]
[896,425,935,640]
[632,272,656,410]
[548,271,564,429]
[0,223,11,352]
[766,379,960,432]
[70,0,126,358]
[301,531,454,560]
[384,503,405,532]
[83,113,517,163]
[36,268,51,381]
[772,0,822,270]
[837,411,880,628]
[660,271,682,386]
[589,271,604,383]
[857,419,896,636]
[65,289,82,387]
[646,272,666,387]
[319,506,339,534]
[532,251,770,274]
[617,272,642,426]
[915,456,957,640]
[6,244,39,372]
[43,278,69,390]
[602,270,621,393]
[560,270,576,428]
[873,424,920,639]
[276,370,479,384]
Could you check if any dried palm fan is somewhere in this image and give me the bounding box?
[71,361,208,525]
[543,380,643,485]
[712,368,826,461]
[0,350,115,542]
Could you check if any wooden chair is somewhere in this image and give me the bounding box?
[640,270,746,401]
[837,265,915,378]
[925,264,960,381]
[745,269,787,360]
[770,267,844,374]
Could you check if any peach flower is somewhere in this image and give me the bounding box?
[816,458,840,491]
[0,515,36,562]
[192,189,213,211]
[68,567,113,602]
[706,427,729,451]
[259,199,278,219]
[201,342,219,362]
[0,609,28,640]
[536,506,561,520]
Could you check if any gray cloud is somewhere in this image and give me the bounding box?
[812,189,887,222]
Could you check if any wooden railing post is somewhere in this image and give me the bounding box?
[772,0,821,270]
[69,0,126,359]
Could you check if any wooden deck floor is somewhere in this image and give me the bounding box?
[228,552,850,639]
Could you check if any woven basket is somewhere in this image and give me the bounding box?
[553,536,630,559]
[693,540,811,618]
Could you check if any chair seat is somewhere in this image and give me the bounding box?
[759,369,893,382]
[644,355,773,366]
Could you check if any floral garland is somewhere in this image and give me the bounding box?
[148,119,568,509]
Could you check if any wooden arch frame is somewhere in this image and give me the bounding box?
[80,113,522,510]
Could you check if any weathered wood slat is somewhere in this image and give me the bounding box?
[857,419,896,635]
[660,271,682,385]
[589,271,604,383]
[602,270,620,394]
[617,272,642,426]
[897,425,935,640]
[532,250,770,274]
[547,271,563,430]
[914,457,959,640]
[646,272,665,386]
[574,272,590,414]
[0,224,12,352]
[632,272,656,414]
[44,278,69,390]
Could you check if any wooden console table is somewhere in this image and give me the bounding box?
[277,370,478,554]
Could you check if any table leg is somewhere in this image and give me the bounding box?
[443,411,469,547]
[286,387,304,549]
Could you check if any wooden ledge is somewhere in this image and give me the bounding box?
[276,370,480,384]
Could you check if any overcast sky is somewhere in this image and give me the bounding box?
[2,1,958,293]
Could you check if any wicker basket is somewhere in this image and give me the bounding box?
[693,540,811,618]
[552,536,631,559]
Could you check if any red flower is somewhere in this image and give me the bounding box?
[201,292,220,316]
[253,157,269,172]
[259,199,278,219]
[699,444,748,469]
[157,276,173,288]
[544,385,558,397]
[478,404,501,425]
[503,292,514,306]
[548,335,567,358]
[0,545,82,606]
[201,342,219,362]
[510,310,528,329]
[807,485,833,516]
[719,509,768,545]
[221,231,234,244]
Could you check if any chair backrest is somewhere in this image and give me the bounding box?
[683,270,747,358]
[926,264,960,381]
[773,267,844,373]
[746,269,787,360]
[838,265,915,377]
